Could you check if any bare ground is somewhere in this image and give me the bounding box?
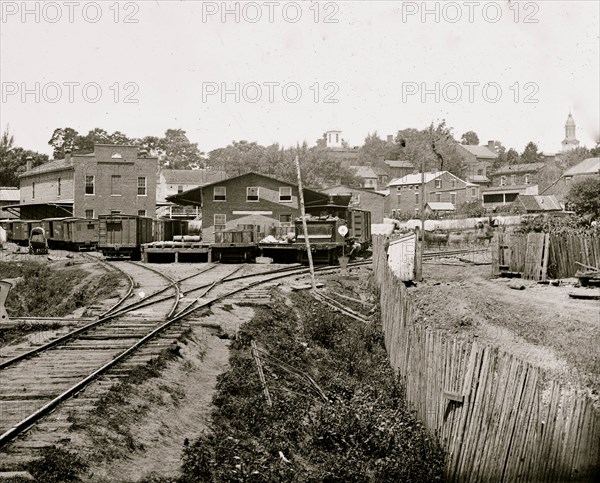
[412,261,600,396]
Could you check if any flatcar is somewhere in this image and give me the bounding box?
[98,214,153,260]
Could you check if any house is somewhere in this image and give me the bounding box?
[350,165,388,191]
[387,171,480,217]
[10,144,157,220]
[541,157,600,206]
[384,160,414,179]
[323,129,359,167]
[166,172,333,242]
[0,188,20,219]
[482,162,558,209]
[321,185,386,223]
[156,168,226,218]
[512,195,563,213]
[424,202,456,217]
[456,141,498,187]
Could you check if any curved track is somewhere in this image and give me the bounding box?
[0,259,371,451]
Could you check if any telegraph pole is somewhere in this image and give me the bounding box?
[294,154,316,289]
[416,157,426,282]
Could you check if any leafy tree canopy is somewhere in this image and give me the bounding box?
[460,130,480,145]
[565,177,600,219]
[520,141,545,164]
[1,125,49,186]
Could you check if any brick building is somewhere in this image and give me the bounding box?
[16,144,157,219]
[167,172,330,242]
[541,157,600,207]
[387,171,479,217]
[456,141,498,188]
[384,160,414,179]
[321,185,386,223]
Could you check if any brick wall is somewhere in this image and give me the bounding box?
[19,170,74,204]
[202,173,302,242]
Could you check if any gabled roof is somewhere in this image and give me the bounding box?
[514,195,562,212]
[563,157,600,177]
[426,202,455,211]
[322,185,387,197]
[384,160,414,169]
[493,163,546,175]
[161,169,227,185]
[458,144,498,159]
[388,171,444,186]
[351,166,378,179]
[19,158,74,178]
[468,175,490,183]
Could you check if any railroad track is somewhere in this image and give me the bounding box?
[422,246,490,260]
[0,258,372,464]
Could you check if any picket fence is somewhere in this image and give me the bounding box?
[373,236,600,482]
[397,215,524,232]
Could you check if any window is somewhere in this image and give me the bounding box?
[111,175,122,195]
[213,186,226,201]
[279,186,292,202]
[85,175,95,195]
[178,185,184,193]
[279,214,292,226]
[435,179,442,189]
[137,210,146,217]
[111,210,121,214]
[397,194,401,204]
[57,178,61,196]
[32,182,35,199]
[565,176,572,184]
[247,187,259,202]
[471,187,477,197]
[436,193,441,202]
[511,174,516,185]
[396,187,401,194]
[415,208,420,216]
[450,192,457,204]
[214,214,226,231]
[335,133,339,143]
[500,176,506,186]
[137,177,147,196]
[85,209,94,219]
[477,169,483,176]
[524,175,531,185]
[415,192,419,205]
[450,179,456,189]
[351,193,360,205]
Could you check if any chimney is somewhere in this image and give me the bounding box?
[65,148,72,162]
[25,156,33,172]
[487,140,495,151]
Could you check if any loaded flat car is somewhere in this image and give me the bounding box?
[64,218,99,251]
[98,214,153,260]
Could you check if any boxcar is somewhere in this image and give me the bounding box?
[154,218,189,242]
[11,220,35,246]
[64,218,99,251]
[41,218,69,248]
[98,215,153,260]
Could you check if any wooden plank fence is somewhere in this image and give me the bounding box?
[495,233,600,279]
[373,236,600,481]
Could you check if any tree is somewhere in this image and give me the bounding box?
[48,127,134,159]
[357,132,389,167]
[1,125,48,186]
[160,129,204,169]
[556,147,592,172]
[460,131,479,145]
[520,142,544,164]
[48,127,80,159]
[565,177,600,219]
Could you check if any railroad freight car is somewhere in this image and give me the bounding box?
[153,218,189,242]
[98,215,153,260]
[40,218,69,248]
[64,218,99,251]
[10,220,36,246]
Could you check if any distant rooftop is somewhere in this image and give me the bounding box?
[458,144,498,159]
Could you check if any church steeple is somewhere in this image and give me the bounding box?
[561,110,580,152]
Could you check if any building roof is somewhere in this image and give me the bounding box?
[322,185,387,197]
[372,166,389,177]
[514,195,562,212]
[493,163,546,175]
[563,157,600,177]
[351,166,378,179]
[0,188,20,202]
[426,202,455,211]
[458,144,498,159]
[482,184,539,195]
[388,171,444,186]
[384,160,414,169]
[161,169,227,185]
[469,175,490,183]
[19,157,74,178]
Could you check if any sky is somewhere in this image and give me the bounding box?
[0,0,598,158]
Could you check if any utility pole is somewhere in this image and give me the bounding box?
[294,154,316,289]
[416,156,426,282]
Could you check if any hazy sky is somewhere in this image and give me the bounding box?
[1,0,598,157]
